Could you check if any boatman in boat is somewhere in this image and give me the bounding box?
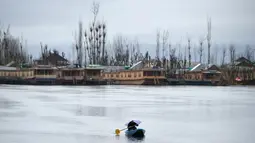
[127,120,139,131]
[124,120,145,138]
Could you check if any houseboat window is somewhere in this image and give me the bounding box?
[71,71,76,76]
[62,71,66,76]
[35,69,54,75]
[69,71,75,76]
[204,73,214,79]
[116,74,119,77]
[128,73,131,77]
[143,71,161,76]
[155,71,161,76]
[93,72,96,76]
[134,72,137,77]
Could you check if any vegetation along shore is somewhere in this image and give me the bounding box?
[0,2,254,86]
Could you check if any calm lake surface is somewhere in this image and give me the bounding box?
[0,85,255,143]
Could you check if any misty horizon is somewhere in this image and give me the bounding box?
[1,0,254,62]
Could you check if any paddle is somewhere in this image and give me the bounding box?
[115,120,141,135]
[115,127,127,135]
[115,125,135,135]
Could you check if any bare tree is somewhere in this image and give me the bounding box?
[112,35,131,66]
[78,21,83,66]
[156,30,160,65]
[193,44,197,63]
[162,30,168,58]
[113,35,125,65]
[214,44,218,65]
[91,1,99,64]
[229,44,236,64]
[101,23,107,65]
[207,17,212,65]
[83,1,107,65]
[245,44,254,61]
[0,24,29,66]
[221,47,226,66]
[210,54,214,65]
[188,38,191,67]
[144,51,149,67]
[135,38,141,62]
[162,30,169,68]
[198,38,205,63]
[169,45,177,76]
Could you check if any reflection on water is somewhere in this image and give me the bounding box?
[30,95,59,102]
[75,105,125,119]
[0,111,27,118]
[126,137,145,143]
[0,85,255,143]
[39,116,85,125]
[76,106,106,117]
[0,97,22,109]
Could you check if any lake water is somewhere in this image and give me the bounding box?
[0,85,255,143]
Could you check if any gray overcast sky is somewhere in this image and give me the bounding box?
[1,0,255,57]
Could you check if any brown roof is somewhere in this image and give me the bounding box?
[35,51,69,66]
[235,57,254,67]
[236,57,251,63]
[47,52,68,62]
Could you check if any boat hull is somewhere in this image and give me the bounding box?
[0,77,107,86]
[111,78,168,85]
[125,128,145,138]
[167,78,220,86]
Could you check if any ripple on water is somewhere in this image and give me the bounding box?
[1,85,255,143]
[75,105,124,118]
[0,111,27,118]
[39,115,85,125]
[0,97,23,110]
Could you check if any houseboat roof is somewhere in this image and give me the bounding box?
[142,67,165,71]
[190,63,205,72]
[0,66,17,71]
[202,70,221,74]
[60,67,85,71]
[32,65,58,70]
[86,64,105,70]
[130,61,143,70]
[103,66,125,72]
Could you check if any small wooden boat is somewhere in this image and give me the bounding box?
[125,128,145,138]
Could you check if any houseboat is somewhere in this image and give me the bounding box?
[0,66,29,84]
[26,65,58,85]
[183,64,222,86]
[167,63,223,86]
[103,61,168,85]
[84,64,107,85]
[0,65,36,85]
[229,57,255,85]
[58,64,85,85]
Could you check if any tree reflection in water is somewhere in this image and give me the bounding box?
[76,105,106,117]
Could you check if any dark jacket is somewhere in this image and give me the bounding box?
[127,120,138,131]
